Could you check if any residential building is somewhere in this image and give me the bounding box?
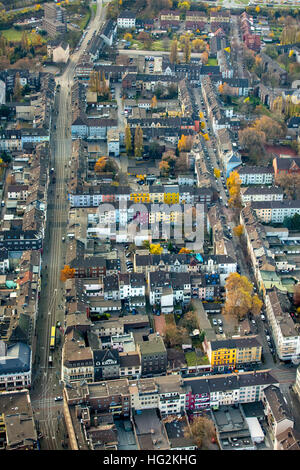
[148,271,191,307]
[274,427,300,450]
[251,200,300,224]
[0,341,32,392]
[262,385,294,439]
[117,11,136,29]
[107,128,120,157]
[273,157,300,177]
[137,333,167,377]
[265,288,300,361]
[241,186,284,203]
[160,10,181,29]
[236,165,274,185]
[205,336,262,372]
[211,405,255,450]
[93,348,120,381]
[0,390,38,449]
[43,2,67,37]
[119,351,141,379]
[62,330,94,384]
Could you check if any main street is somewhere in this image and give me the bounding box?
[30,0,106,449]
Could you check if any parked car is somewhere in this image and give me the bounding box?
[218,319,223,326]
[212,319,218,326]
[218,327,223,334]
[55,396,63,402]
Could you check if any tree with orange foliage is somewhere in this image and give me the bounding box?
[192,38,207,52]
[179,247,193,254]
[201,51,208,65]
[227,171,242,211]
[94,156,107,173]
[214,168,221,179]
[178,135,187,152]
[223,272,262,321]
[178,135,193,152]
[60,265,75,282]
[159,160,170,176]
[233,225,244,237]
[151,95,158,109]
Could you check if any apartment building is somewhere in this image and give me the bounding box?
[148,271,191,307]
[241,186,284,203]
[262,385,294,439]
[64,370,278,419]
[43,2,67,37]
[69,257,106,278]
[91,315,149,338]
[107,128,120,157]
[185,370,278,411]
[0,390,38,449]
[265,288,300,361]
[251,200,300,224]
[160,10,181,28]
[185,11,206,31]
[119,352,141,379]
[137,334,167,377]
[0,130,22,151]
[237,166,274,185]
[62,331,94,384]
[199,255,237,286]
[130,375,186,416]
[0,341,32,392]
[134,253,193,275]
[118,273,146,299]
[205,336,262,372]
[93,348,120,381]
[117,11,136,29]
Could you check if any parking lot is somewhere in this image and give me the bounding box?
[208,312,238,339]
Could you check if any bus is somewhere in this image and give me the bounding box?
[50,326,56,350]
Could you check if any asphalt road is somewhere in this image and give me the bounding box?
[30,0,106,450]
